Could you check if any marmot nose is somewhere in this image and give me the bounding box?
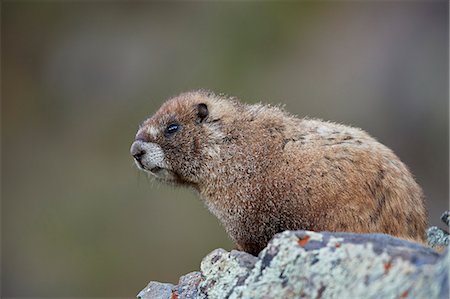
[130,141,146,161]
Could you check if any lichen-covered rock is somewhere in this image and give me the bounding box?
[427,211,450,250]
[137,281,174,299]
[138,231,448,299]
[138,272,203,299]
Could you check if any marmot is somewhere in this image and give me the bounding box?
[130,90,427,255]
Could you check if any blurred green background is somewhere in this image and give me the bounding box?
[2,1,448,298]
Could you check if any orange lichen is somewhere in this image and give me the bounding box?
[399,290,409,298]
[170,290,178,299]
[384,261,392,274]
[297,235,311,247]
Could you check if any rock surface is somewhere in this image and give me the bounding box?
[427,211,450,250]
[138,230,448,299]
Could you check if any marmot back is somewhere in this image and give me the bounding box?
[130,91,428,255]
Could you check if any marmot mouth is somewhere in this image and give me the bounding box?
[150,166,163,173]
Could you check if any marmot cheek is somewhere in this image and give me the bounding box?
[144,145,166,168]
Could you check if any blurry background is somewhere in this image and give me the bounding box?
[2,1,448,298]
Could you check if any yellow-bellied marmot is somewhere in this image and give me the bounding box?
[130,90,427,255]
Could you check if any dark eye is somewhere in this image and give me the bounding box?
[165,123,180,136]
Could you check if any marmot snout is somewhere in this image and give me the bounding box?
[131,90,428,255]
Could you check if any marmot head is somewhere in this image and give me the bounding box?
[130,90,239,187]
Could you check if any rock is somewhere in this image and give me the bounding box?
[137,272,202,299]
[427,210,450,249]
[176,272,203,299]
[137,281,173,299]
[428,226,449,248]
[138,230,448,299]
[441,211,450,227]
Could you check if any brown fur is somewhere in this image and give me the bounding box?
[132,90,428,255]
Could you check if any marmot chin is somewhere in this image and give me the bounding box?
[130,90,427,255]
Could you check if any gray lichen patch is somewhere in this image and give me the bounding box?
[198,249,257,299]
[427,211,450,250]
[428,226,449,247]
[137,281,174,299]
[232,231,427,298]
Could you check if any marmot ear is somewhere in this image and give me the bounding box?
[196,103,209,123]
